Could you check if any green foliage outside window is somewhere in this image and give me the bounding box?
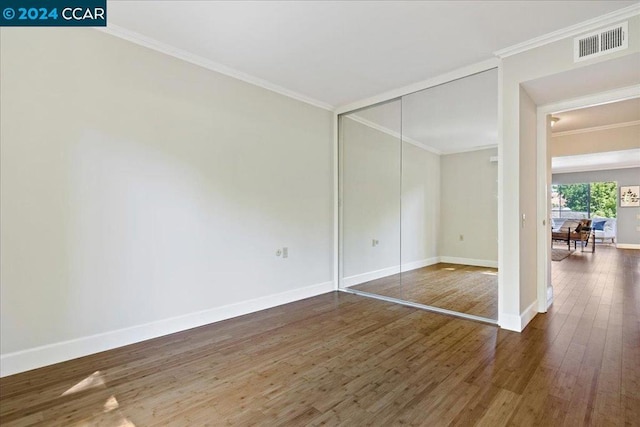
[553,181,617,219]
[590,182,617,218]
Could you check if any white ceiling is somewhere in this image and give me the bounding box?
[552,149,640,173]
[522,53,640,106]
[107,0,636,109]
[349,69,497,154]
[552,97,640,133]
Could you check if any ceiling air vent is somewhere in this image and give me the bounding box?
[574,22,628,62]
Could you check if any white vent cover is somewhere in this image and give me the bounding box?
[574,22,628,62]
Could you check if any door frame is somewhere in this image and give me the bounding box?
[535,84,640,312]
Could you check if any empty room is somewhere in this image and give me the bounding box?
[1,1,639,425]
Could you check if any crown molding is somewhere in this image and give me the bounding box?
[95,24,334,112]
[494,3,640,59]
[552,120,640,137]
[344,115,442,155]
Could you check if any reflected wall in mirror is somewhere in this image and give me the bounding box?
[401,69,499,319]
[339,100,402,297]
[339,69,499,321]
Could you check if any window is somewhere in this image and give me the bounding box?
[551,182,617,219]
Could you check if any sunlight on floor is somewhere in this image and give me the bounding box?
[62,371,105,396]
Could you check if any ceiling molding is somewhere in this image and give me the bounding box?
[335,59,499,115]
[552,120,640,137]
[552,162,640,174]
[95,24,334,112]
[494,3,640,59]
[344,115,442,155]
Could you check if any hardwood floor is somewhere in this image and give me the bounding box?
[350,263,498,319]
[1,246,638,426]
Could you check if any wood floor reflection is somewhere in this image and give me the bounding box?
[350,263,498,319]
[0,246,637,425]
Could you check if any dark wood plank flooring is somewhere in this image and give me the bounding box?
[350,263,498,319]
[0,246,638,426]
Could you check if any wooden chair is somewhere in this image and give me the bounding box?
[551,219,594,253]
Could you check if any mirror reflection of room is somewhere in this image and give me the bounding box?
[340,100,402,298]
[340,69,499,321]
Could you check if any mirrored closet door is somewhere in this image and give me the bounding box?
[339,99,404,301]
[339,69,499,323]
[399,69,499,320]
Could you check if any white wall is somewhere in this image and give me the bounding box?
[519,88,538,313]
[553,168,640,246]
[0,28,334,375]
[500,14,640,331]
[439,148,498,265]
[401,142,440,267]
[552,124,640,157]
[341,114,497,284]
[341,116,401,281]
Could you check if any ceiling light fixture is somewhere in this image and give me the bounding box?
[550,117,560,127]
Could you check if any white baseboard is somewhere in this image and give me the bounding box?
[0,280,334,378]
[439,256,498,269]
[616,243,640,250]
[342,257,440,287]
[498,313,522,332]
[401,257,440,272]
[342,265,400,288]
[499,300,539,332]
[342,256,496,288]
[520,300,538,330]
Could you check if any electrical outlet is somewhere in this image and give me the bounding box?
[276,249,282,257]
[459,234,464,241]
[282,247,288,258]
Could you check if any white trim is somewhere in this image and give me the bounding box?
[498,312,521,332]
[520,300,539,331]
[536,85,640,323]
[96,24,334,112]
[0,281,334,378]
[494,4,640,58]
[345,115,442,155]
[616,243,640,249]
[546,285,554,311]
[342,257,440,288]
[333,112,340,291]
[401,257,440,272]
[439,256,498,269]
[342,266,401,288]
[335,59,499,115]
[497,62,505,334]
[537,111,550,314]
[552,120,640,137]
[498,300,538,332]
